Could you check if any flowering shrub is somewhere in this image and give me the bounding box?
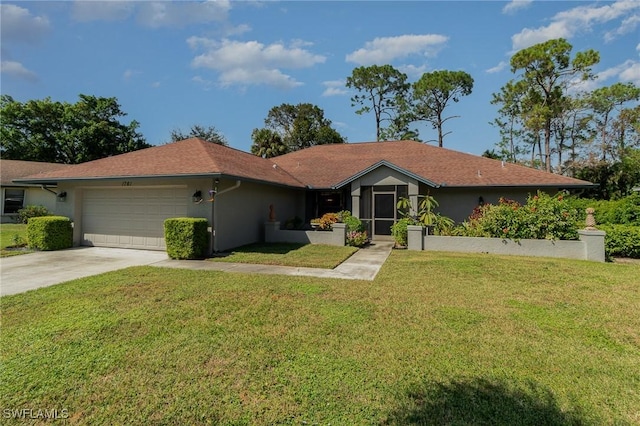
[346,230,368,247]
[454,192,580,241]
[311,212,339,230]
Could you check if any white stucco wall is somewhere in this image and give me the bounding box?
[1,186,58,223]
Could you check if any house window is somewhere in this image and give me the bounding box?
[317,191,344,216]
[3,189,25,214]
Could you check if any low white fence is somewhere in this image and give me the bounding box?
[407,225,606,262]
[264,222,346,246]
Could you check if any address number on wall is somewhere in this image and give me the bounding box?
[122,181,133,187]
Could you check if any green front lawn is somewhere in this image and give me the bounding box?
[210,242,358,268]
[0,223,31,257]
[1,251,639,424]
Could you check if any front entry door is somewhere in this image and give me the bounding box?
[373,192,395,237]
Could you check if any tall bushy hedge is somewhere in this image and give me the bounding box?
[17,205,51,224]
[164,218,209,259]
[567,193,640,226]
[454,192,580,241]
[26,216,73,250]
[600,225,640,259]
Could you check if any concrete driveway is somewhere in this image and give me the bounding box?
[1,247,169,296]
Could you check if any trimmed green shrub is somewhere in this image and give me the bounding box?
[390,218,415,247]
[164,218,209,259]
[567,193,640,226]
[600,224,640,259]
[26,216,73,251]
[17,205,51,224]
[343,215,365,232]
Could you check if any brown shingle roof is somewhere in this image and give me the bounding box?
[0,160,75,186]
[15,139,593,189]
[273,140,593,189]
[16,138,305,188]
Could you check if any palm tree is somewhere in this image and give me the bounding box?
[250,128,288,158]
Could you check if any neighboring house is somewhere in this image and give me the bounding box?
[0,160,74,223]
[15,138,594,252]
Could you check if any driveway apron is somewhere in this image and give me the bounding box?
[1,247,168,296]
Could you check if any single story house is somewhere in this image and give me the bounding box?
[15,138,594,252]
[1,160,74,223]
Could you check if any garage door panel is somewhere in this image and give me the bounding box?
[82,188,188,250]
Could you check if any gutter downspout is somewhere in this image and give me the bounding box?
[41,185,58,196]
[212,180,241,253]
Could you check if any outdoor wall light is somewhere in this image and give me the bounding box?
[478,196,485,206]
[57,191,67,201]
[192,190,203,204]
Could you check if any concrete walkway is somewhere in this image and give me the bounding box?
[1,242,394,296]
[154,241,394,281]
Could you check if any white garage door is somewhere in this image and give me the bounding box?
[82,187,188,250]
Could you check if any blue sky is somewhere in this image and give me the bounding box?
[2,1,639,156]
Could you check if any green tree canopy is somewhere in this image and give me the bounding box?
[170,124,228,146]
[412,70,474,147]
[587,82,640,161]
[506,38,600,172]
[1,94,149,164]
[346,64,410,141]
[250,103,345,157]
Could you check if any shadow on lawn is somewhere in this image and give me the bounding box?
[384,377,585,425]
[211,242,306,258]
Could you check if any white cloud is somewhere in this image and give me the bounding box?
[192,75,215,90]
[137,1,230,28]
[322,80,348,97]
[72,1,134,22]
[398,64,428,78]
[346,34,448,65]
[618,60,640,85]
[573,59,640,92]
[511,0,640,51]
[502,0,533,15]
[123,69,142,81]
[71,0,230,27]
[0,4,50,43]
[189,38,325,89]
[486,61,508,74]
[1,60,38,82]
[605,14,640,42]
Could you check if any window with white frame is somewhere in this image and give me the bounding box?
[3,189,25,214]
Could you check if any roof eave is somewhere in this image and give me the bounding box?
[438,183,597,189]
[13,172,306,190]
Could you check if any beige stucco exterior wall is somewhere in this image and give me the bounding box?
[213,180,305,252]
[55,177,215,248]
[1,186,59,223]
[54,177,305,252]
